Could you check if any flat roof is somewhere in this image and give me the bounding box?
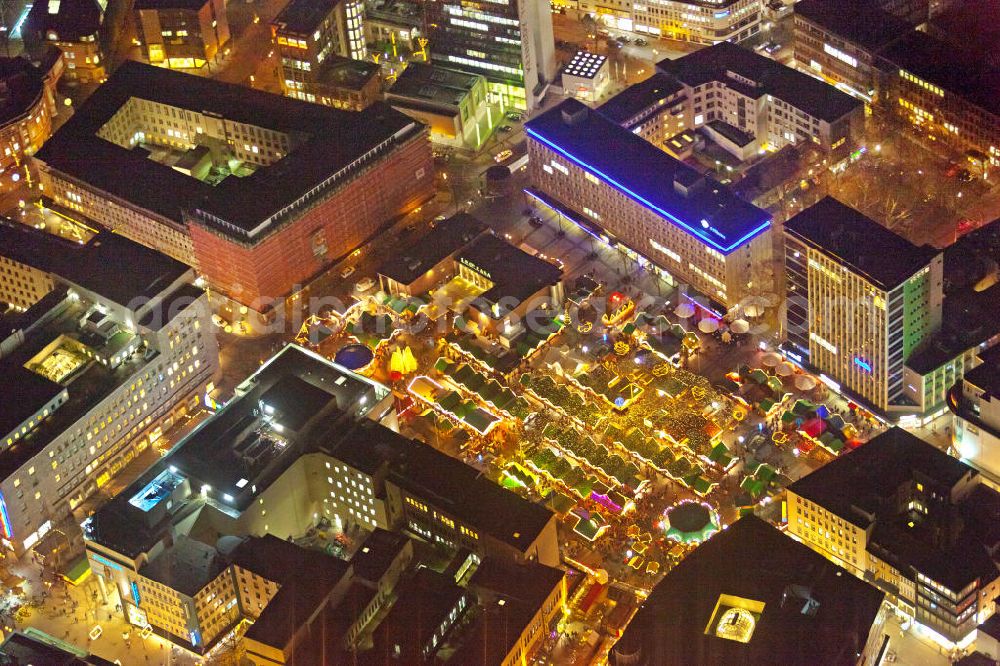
[784,197,938,290]
[134,0,208,10]
[457,233,563,317]
[25,0,102,42]
[788,428,999,591]
[273,0,342,34]
[0,366,63,442]
[140,535,224,597]
[328,419,556,553]
[616,516,884,666]
[316,55,380,91]
[597,72,684,126]
[36,61,418,240]
[368,568,465,661]
[85,345,383,557]
[961,358,1000,400]
[659,42,860,124]
[0,632,116,665]
[387,63,481,111]
[238,536,351,650]
[377,212,488,286]
[0,218,191,308]
[793,0,910,52]
[526,99,771,254]
[350,528,410,584]
[0,299,155,480]
[562,51,606,80]
[880,31,1000,116]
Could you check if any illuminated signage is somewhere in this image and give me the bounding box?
[823,43,857,68]
[853,357,872,373]
[458,257,491,279]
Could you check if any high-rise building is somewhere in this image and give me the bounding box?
[272,0,368,106]
[424,0,556,110]
[34,62,433,315]
[134,0,230,70]
[786,428,1000,647]
[526,99,772,310]
[783,197,943,413]
[0,219,218,556]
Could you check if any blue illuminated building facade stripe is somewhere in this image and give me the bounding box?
[525,127,771,254]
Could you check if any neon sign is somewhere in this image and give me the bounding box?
[854,357,872,373]
[0,492,12,540]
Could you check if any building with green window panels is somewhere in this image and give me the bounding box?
[783,197,943,414]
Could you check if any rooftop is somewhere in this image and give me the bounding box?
[880,31,1000,118]
[367,568,466,662]
[793,0,910,52]
[0,57,47,128]
[316,55,380,91]
[134,0,210,11]
[615,516,884,666]
[597,72,684,127]
[456,233,563,318]
[0,631,116,665]
[327,418,556,553]
[961,355,1000,401]
[140,535,224,597]
[0,296,158,479]
[237,535,352,650]
[788,428,1000,590]
[36,61,419,240]
[84,345,385,557]
[659,41,860,123]
[0,218,191,309]
[377,212,488,286]
[386,63,482,110]
[562,51,607,80]
[25,0,102,43]
[784,197,939,290]
[526,99,771,254]
[350,528,410,584]
[274,0,342,35]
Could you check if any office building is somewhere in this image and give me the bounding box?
[527,98,773,311]
[879,31,1000,173]
[134,0,230,71]
[424,0,556,111]
[83,344,559,652]
[792,0,910,102]
[612,516,889,666]
[34,61,433,314]
[578,0,764,46]
[384,63,496,149]
[0,54,62,193]
[783,197,943,413]
[786,428,1000,647]
[272,0,367,105]
[0,219,218,556]
[655,42,862,161]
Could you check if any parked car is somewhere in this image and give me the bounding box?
[528,215,544,227]
[355,277,375,292]
[505,111,523,121]
[635,38,648,46]
[494,148,513,163]
[340,265,356,279]
[497,125,514,133]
